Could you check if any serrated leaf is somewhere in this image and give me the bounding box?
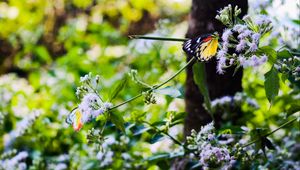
[258,46,277,64]
[264,67,279,104]
[109,76,128,102]
[110,112,125,132]
[192,62,211,111]
[154,86,183,98]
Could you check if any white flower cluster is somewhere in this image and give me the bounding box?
[216,5,272,74]
[97,150,114,167]
[0,151,28,170]
[78,93,112,123]
[4,110,42,149]
[275,56,300,82]
[186,122,235,169]
[211,92,259,110]
[75,73,113,124]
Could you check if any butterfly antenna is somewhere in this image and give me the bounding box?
[128,35,188,42]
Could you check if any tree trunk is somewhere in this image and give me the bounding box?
[184,0,248,136]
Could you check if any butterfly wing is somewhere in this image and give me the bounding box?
[66,107,83,131]
[198,37,218,61]
[182,36,202,57]
[183,34,218,61]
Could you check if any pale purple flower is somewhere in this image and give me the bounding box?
[250,55,260,67]
[199,122,214,135]
[236,39,247,52]
[239,55,252,68]
[82,93,99,105]
[237,30,252,39]
[199,145,231,167]
[217,63,225,74]
[229,58,235,65]
[207,134,215,141]
[255,15,271,26]
[249,42,258,52]
[222,29,232,42]
[91,108,105,118]
[233,24,247,33]
[252,33,261,42]
[242,15,251,21]
[217,49,227,59]
[260,54,268,64]
[103,102,113,110]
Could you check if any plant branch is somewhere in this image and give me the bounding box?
[242,115,298,148]
[128,35,188,42]
[108,57,196,111]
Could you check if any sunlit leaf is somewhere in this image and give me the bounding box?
[110,112,125,132]
[192,62,211,111]
[264,67,279,104]
[109,75,128,102]
[154,86,183,98]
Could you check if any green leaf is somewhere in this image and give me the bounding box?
[131,125,151,136]
[149,134,164,144]
[264,67,279,104]
[109,75,128,102]
[154,86,183,98]
[110,112,125,132]
[192,62,211,111]
[287,103,300,117]
[172,112,187,122]
[292,19,300,25]
[277,48,293,59]
[258,46,277,64]
[34,46,52,63]
[147,153,170,162]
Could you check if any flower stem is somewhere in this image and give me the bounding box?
[242,114,299,148]
[128,35,188,42]
[108,57,196,111]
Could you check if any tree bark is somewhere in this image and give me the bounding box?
[184,0,248,136]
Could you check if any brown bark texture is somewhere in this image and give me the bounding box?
[184,0,248,136]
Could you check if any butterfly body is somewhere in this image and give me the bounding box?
[182,33,219,61]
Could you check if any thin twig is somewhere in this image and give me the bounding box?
[242,115,298,148]
[128,35,188,42]
[108,57,196,111]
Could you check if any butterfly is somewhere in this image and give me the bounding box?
[182,33,219,61]
[66,107,83,131]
